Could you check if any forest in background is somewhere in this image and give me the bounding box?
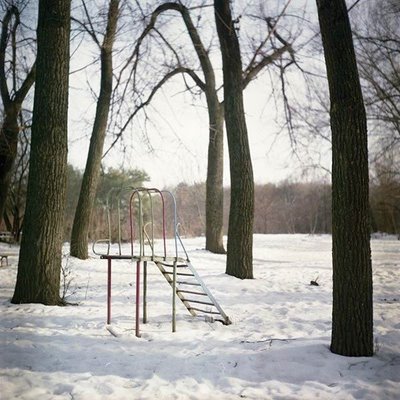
[3,160,399,243]
[60,164,399,241]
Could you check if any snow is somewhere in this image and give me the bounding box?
[0,234,399,399]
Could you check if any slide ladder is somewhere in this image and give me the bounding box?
[155,260,231,325]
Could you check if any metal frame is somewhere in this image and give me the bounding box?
[93,187,230,337]
[93,187,186,337]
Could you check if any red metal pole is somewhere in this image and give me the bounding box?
[136,260,141,337]
[107,257,111,324]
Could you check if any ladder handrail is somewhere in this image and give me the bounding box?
[176,224,190,262]
[160,190,178,260]
[97,186,188,262]
[186,261,231,325]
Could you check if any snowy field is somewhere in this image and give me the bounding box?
[0,234,399,400]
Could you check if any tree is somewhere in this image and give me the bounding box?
[0,3,35,227]
[64,164,84,239]
[12,0,71,305]
[316,0,373,356]
[113,2,226,253]
[3,114,30,242]
[354,0,399,159]
[70,0,120,259]
[287,1,400,183]
[109,1,292,255]
[214,0,254,279]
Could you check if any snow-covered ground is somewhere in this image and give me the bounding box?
[0,234,399,399]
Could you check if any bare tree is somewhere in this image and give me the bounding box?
[12,0,71,305]
[281,0,399,180]
[316,0,373,356]
[354,0,399,165]
[214,0,254,279]
[3,111,30,241]
[107,1,293,255]
[0,2,35,227]
[69,0,120,259]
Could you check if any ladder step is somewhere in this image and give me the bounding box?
[177,289,207,296]
[155,260,230,325]
[162,271,194,277]
[189,307,221,315]
[159,263,187,268]
[183,299,215,306]
[177,281,201,286]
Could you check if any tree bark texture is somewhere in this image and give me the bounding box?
[0,6,35,227]
[316,0,373,356]
[70,0,119,259]
[12,0,71,305]
[214,0,254,279]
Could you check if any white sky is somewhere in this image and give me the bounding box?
[68,75,325,188]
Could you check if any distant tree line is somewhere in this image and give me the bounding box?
[171,177,399,238]
[3,163,398,242]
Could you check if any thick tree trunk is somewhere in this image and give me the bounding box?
[205,99,225,254]
[214,0,254,279]
[12,0,71,305]
[316,0,373,356]
[70,0,119,260]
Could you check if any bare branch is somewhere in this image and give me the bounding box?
[243,45,290,89]
[153,27,182,65]
[244,0,293,79]
[0,5,35,108]
[81,0,100,47]
[117,2,215,94]
[347,0,363,13]
[13,61,35,104]
[104,66,204,157]
[0,5,20,108]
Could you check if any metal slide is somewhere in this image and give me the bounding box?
[93,187,231,335]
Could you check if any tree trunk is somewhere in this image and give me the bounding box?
[116,3,289,254]
[205,98,225,254]
[178,3,226,253]
[70,0,119,259]
[0,109,19,224]
[0,6,35,227]
[214,0,254,279]
[12,0,71,305]
[142,3,226,254]
[316,0,373,356]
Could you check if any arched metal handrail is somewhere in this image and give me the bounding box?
[93,186,189,262]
